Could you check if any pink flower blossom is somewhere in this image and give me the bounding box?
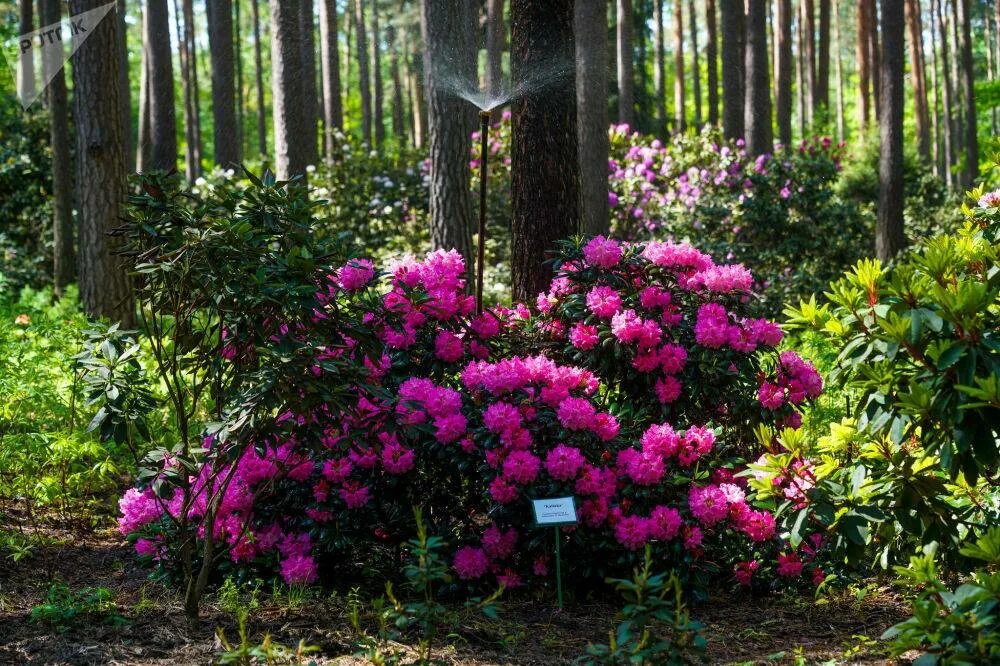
[337,258,375,291]
[586,285,622,318]
[544,444,586,481]
[582,236,623,268]
[569,322,600,351]
[454,546,489,579]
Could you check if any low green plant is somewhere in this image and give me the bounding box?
[29,581,126,631]
[578,545,707,665]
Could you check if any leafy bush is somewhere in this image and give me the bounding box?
[30,582,126,631]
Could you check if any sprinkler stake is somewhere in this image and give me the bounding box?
[476,109,491,314]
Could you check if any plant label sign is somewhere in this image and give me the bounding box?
[531,496,578,526]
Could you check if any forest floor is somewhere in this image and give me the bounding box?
[0,519,912,665]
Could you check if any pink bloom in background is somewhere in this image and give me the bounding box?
[118,488,163,535]
[434,330,464,362]
[647,506,682,540]
[734,560,759,586]
[482,525,518,559]
[614,515,649,550]
[339,482,370,509]
[337,258,375,291]
[502,450,541,484]
[694,303,733,348]
[654,376,682,403]
[592,412,621,441]
[978,188,1000,208]
[641,423,681,458]
[557,397,597,430]
[280,554,319,585]
[688,485,729,526]
[569,322,600,351]
[586,285,622,318]
[777,552,804,578]
[545,444,586,481]
[489,476,519,504]
[582,236,623,268]
[381,442,415,475]
[453,547,489,580]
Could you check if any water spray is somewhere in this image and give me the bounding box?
[476,109,490,314]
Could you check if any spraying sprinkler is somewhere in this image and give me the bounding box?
[476,109,490,314]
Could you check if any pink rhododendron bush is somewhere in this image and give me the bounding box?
[118,182,827,597]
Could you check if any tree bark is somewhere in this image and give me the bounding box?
[145,0,177,171]
[355,0,373,146]
[688,0,702,127]
[576,0,610,236]
[511,0,578,302]
[270,0,311,180]
[70,0,134,325]
[877,0,906,261]
[616,0,635,126]
[371,0,385,148]
[956,0,977,185]
[706,0,719,125]
[719,0,744,139]
[869,0,881,117]
[410,30,427,148]
[673,0,685,132]
[421,0,476,270]
[137,4,151,172]
[320,0,344,157]
[653,0,666,130]
[300,0,319,164]
[857,0,872,129]
[833,1,846,141]
[389,21,406,142]
[744,0,772,156]
[251,0,267,156]
[929,0,941,174]
[905,0,930,161]
[207,0,239,167]
[234,0,244,157]
[936,0,954,185]
[776,0,793,145]
[816,0,830,110]
[801,0,815,124]
[39,0,74,295]
[18,0,34,103]
[117,0,133,174]
[183,0,202,177]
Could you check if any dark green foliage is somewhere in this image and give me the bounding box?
[30,582,126,631]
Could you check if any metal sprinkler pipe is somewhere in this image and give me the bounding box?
[476,109,491,314]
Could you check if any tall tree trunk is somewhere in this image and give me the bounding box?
[371,0,385,148]
[355,0,373,145]
[251,0,267,156]
[18,0,34,103]
[207,0,239,167]
[320,0,344,158]
[299,0,319,164]
[948,0,962,156]
[576,0,610,236]
[776,0,793,145]
[39,0,74,295]
[956,0,977,185]
[421,0,476,270]
[146,0,177,171]
[816,0,830,110]
[511,0,578,302]
[270,0,311,179]
[936,0,954,185]
[175,0,198,180]
[801,0,815,124]
[905,0,930,161]
[688,0,701,127]
[869,0,881,117]
[486,0,505,103]
[389,22,406,142]
[745,0,772,155]
[673,0,685,132]
[117,0,133,174]
[183,0,202,177]
[653,0,666,130]
[706,0,719,124]
[796,3,805,136]
[70,0,134,325]
[137,3,151,172]
[635,3,648,124]
[833,1,846,141]
[410,32,427,148]
[234,0,245,157]
[857,0,872,129]
[720,0,744,139]
[929,0,941,174]
[617,0,635,126]
[878,0,906,261]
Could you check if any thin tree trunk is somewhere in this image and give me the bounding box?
[636,3,648,124]
[720,0,744,139]
[617,0,635,126]
[948,0,962,156]
[235,0,244,158]
[207,0,239,167]
[410,29,427,148]
[300,0,319,164]
[355,0,373,146]
[937,0,954,185]
[801,0,815,124]
[252,0,267,156]
[389,23,406,143]
[146,0,177,171]
[673,0,685,132]
[70,0,134,325]
[905,0,930,161]
[688,0,701,127]
[137,2,151,172]
[576,0,610,236]
[511,0,578,302]
[39,0,74,295]
[371,0,384,148]
[984,9,997,135]
[653,0,666,130]
[706,0,719,124]
[878,0,906,261]
[486,0,505,104]
[270,0,311,179]
[745,0,772,155]
[816,0,830,110]
[869,0,881,118]
[183,0,202,176]
[956,0,977,185]
[796,3,805,136]
[857,0,872,129]
[833,1,846,142]
[173,0,195,179]
[929,0,941,173]
[117,0,133,174]
[320,0,344,159]
[776,0,793,145]
[421,0,476,271]
[18,0,35,102]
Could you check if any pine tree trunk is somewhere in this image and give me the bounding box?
[270,0,311,179]
[878,0,906,261]
[174,0,197,180]
[18,0,34,103]
[956,0,977,185]
[745,0,772,156]
[857,0,872,129]
[234,0,244,157]
[801,0,815,124]
[720,0,744,139]
[869,0,881,118]
[207,0,239,167]
[688,0,702,127]
[816,0,830,110]
[905,0,930,161]
[299,0,319,164]
[355,0,373,146]
[617,0,635,126]
[183,0,202,176]
[511,0,578,302]
[673,0,685,132]
[948,0,962,157]
[410,33,427,148]
[929,0,941,174]
[833,2,846,141]
[320,0,344,157]
[706,0,719,125]
[146,0,177,171]
[796,7,805,137]
[39,0,75,295]
[776,0,793,145]
[389,22,406,142]
[420,0,476,271]
[371,0,385,148]
[937,0,954,186]
[251,0,267,156]
[486,0,505,103]
[137,7,151,173]
[576,0,610,236]
[70,0,134,325]
[117,0,133,174]
[653,0,666,131]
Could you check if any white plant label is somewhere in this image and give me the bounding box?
[531,496,578,526]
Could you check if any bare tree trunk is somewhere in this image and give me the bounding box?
[207,0,239,167]
[937,0,954,186]
[801,0,815,125]
[40,0,74,295]
[70,0,134,325]
[511,0,578,302]
[929,0,941,174]
[270,0,311,179]
[796,7,805,137]
[869,0,881,118]
[117,0,133,174]
[720,0,744,139]
[235,0,245,157]
[653,0,666,130]
[745,0,772,156]
[18,0,35,102]
[878,0,906,261]
[617,0,635,126]
[371,0,385,148]
[174,0,198,180]
[833,1,846,142]
[576,0,610,236]
[389,22,406,142]
[355,0,373,146]
[410,30,427,148]
[251,0,268,156]
[948,0,962,157]
[421,0,476,270]
[146,0,177,171]
[320,0,344,158]
[816,0,830,111]
[673,0,685,132]
[956,0,977,185]
[183,0,202,176]
[857,0,872,129]
[905,0,930,161]
[299,0,319,164]
[688,0,701,127]
[486,0,505,103]
[137,5,151,173]
[776,0,793,145]
[706,0,719,125]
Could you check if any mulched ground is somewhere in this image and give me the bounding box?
[0,522,912,665]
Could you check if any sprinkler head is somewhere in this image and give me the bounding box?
[479,109,492,121]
